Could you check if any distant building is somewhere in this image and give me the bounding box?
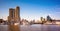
[0,19,8,25]
[0,19,3,23]
[21,19,29,25]
[41,17,43,21]
[47,15,52,22]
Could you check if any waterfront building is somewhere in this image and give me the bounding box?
[8,6,20,24]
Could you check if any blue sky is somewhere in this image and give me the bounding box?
[0,0,60,20]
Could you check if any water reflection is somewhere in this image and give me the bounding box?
[0,24,60,31]
[8,25,20,31]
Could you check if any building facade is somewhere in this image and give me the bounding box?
[15,6,20,22]
[8,6,20,24]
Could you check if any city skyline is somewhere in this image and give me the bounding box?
[0,0,60,20]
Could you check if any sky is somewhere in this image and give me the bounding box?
[0,0,60,20]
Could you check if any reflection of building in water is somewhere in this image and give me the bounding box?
[8,6,20,24]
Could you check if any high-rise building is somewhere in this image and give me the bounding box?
[15,6,20,22]
[9,8,15,21]
[8,6,20,24]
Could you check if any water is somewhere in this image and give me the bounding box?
[0,24,60,31]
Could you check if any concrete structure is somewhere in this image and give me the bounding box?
[8,8,15,22]
[15,6,20,22]
[8,6,20,24]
